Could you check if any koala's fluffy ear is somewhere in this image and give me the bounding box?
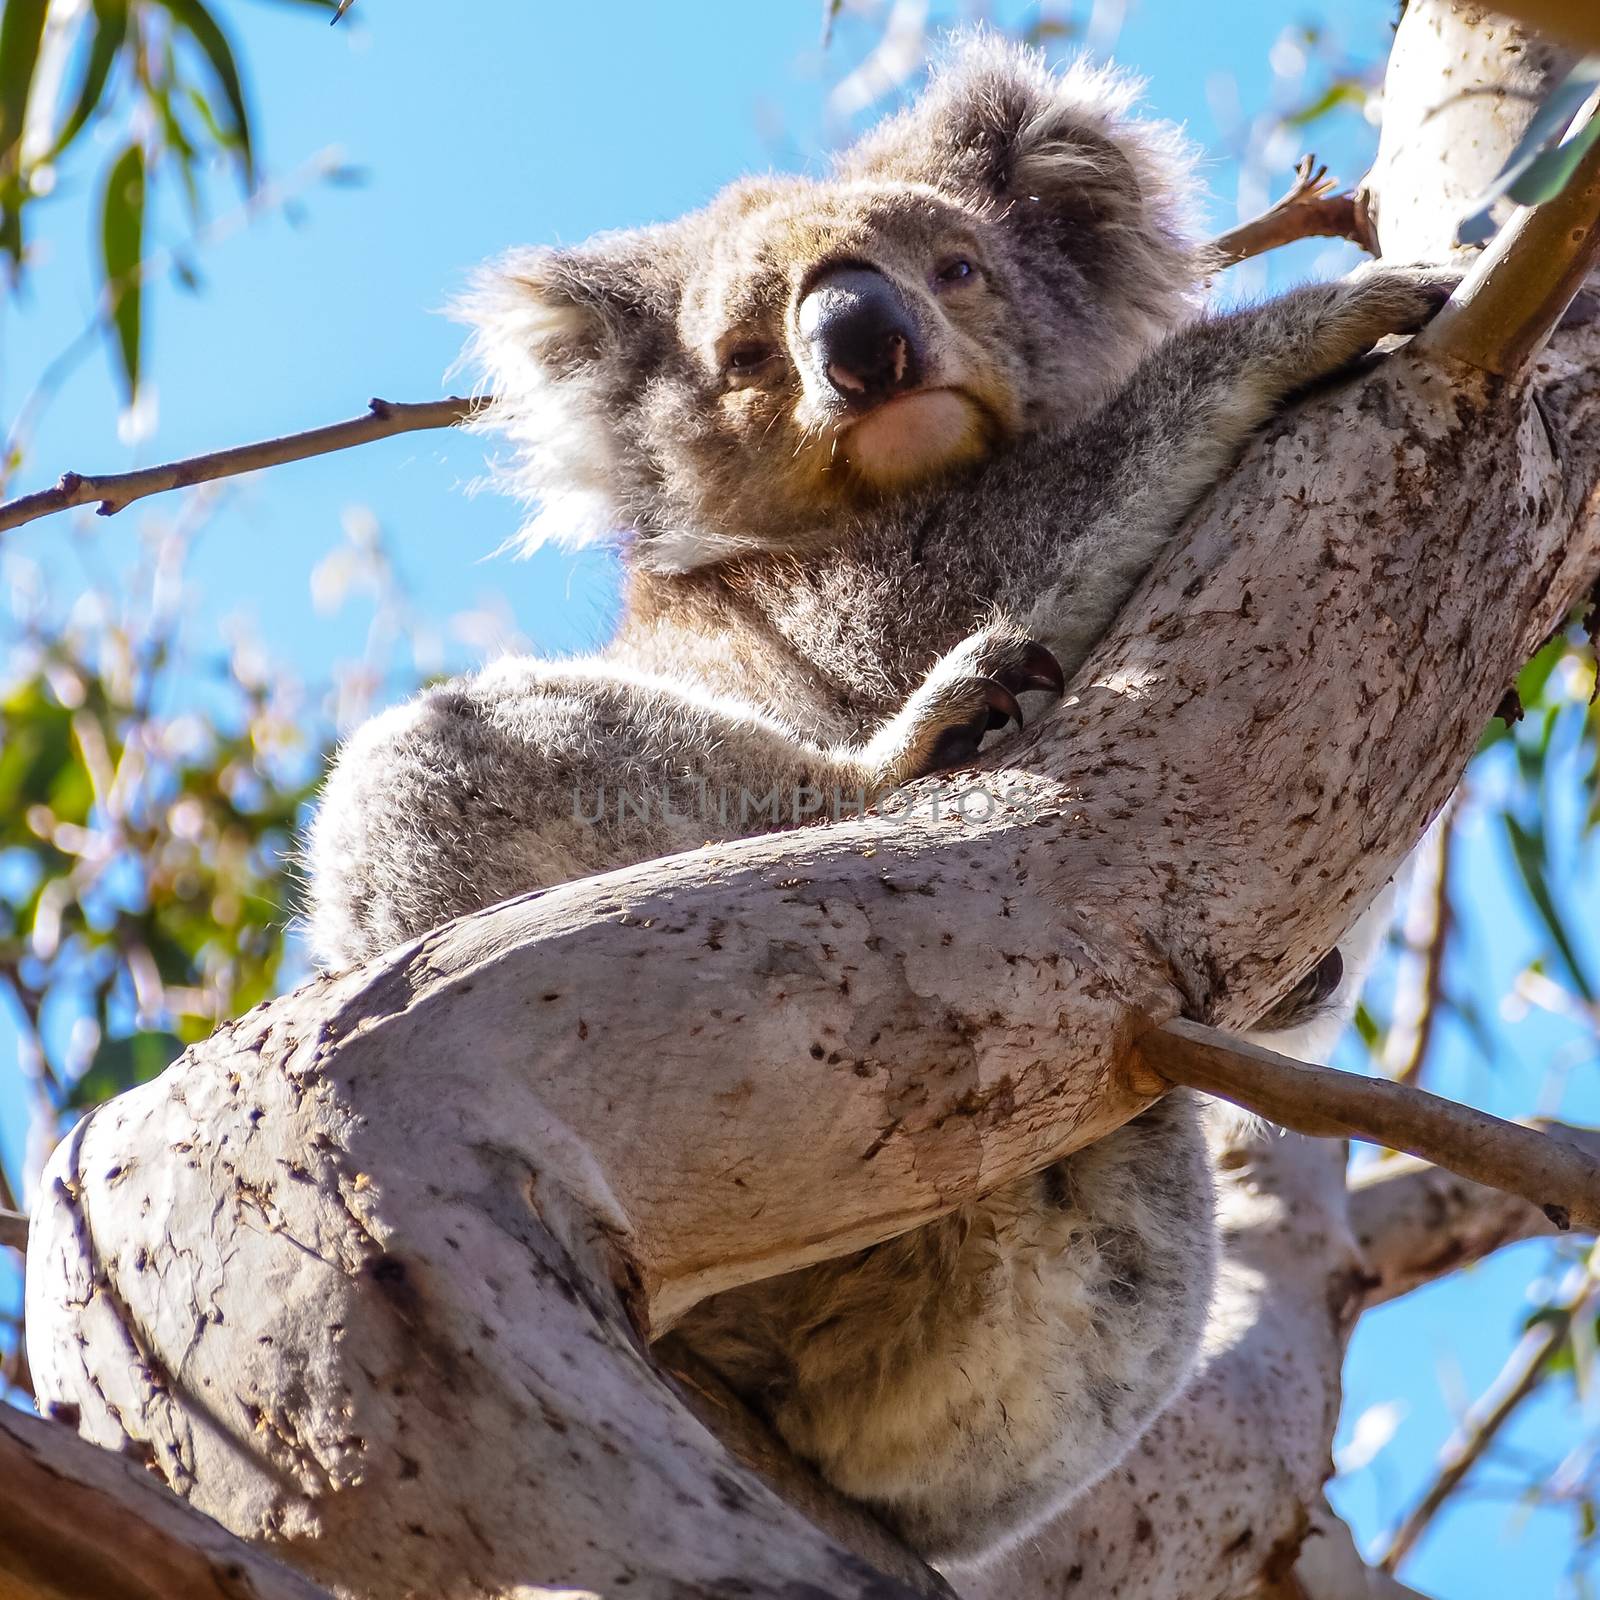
[459,232,674,382]
[837,35,1191,240]
[453,230,679,554]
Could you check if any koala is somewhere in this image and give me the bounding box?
[308,38,1440,1566]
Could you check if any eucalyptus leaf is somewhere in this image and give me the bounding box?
[0,0,47,157]
[0,0,48,264]
[99,141,146,401]
[160,0,254,184]
[1460,54,1600,242]
[1503,810,1596,1003]
[49,0,129,160]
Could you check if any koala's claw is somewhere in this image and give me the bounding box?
[918,639,1066,773]
[1003,640,1068,699]
[863,630,1065,787]
[928,677,1024,770]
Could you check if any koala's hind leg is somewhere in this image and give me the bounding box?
[307,653,898,968]
[665,1091,1216,1566]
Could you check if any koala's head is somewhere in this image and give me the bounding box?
[460,37,1199,573]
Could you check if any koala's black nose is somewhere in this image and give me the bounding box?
[798,266,923,411]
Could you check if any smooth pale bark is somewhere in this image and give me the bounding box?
[21,4,1600,1598]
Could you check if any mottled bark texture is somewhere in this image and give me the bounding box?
[19,4,1600,1598]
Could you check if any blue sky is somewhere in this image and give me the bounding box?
[4,3,1599,1595]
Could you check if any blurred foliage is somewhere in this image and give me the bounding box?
[0,526,318,1138]
[0,0,337,399]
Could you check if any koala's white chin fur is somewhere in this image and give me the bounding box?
[843,389,989,486]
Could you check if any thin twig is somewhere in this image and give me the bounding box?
[1207,154,1378,271]
[1416,91,1600,376]
[0,1209,25,1254]
[1376,1251,1600,1572]
[1143,1018,1600,1231]
[1382,811,1456,1085]
[0,396,486,535]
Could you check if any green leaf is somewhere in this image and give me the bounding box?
[1507,118,1600,209]
[1284,79,1366,130]
[99,140,145,401]
[68,1029,183,1110]
[1352,1000,1382,1053]
[1460,55,1600,243]
[49,0,129,159]
[0,0,48,265]
[1503,811,1597,1003]
[1517,633,1568,708]
[0,0,47,158]
[160,0,253,184]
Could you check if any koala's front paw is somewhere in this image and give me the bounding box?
[862,627,1065,790]
[1314,262,1463,367]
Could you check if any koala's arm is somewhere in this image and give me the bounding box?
[1022,266,1455,672]
[306,635,1057,968]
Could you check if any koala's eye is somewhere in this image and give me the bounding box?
[933,258,976,288]
[725,342,779,378]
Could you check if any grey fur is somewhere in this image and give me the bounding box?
[308,38,1443,1565]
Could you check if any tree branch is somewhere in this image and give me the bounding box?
[1145,1020,1600,1232]
[0,1402,333,1600]
[0,1207,26,1253]
[1415,93,1600,375]
[1381,810,1455,1085]
[1350,1122,1600,1306]
[1207,155,1377,271]
[1376,1252,1600,1573]
[0,396,485,535]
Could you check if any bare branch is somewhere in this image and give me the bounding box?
[0,1207,25,1253]
[1352,1122,1600,1305]
[0,1402,333,1599]
[1381,811,1456,1086]
[1144,1020,1600,1232]
[0,396,486,536]
[1486,0,1600,51]
[1376,1253,1600,1573]
[1207,155,1378,271]
[1416,94,1600,376]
